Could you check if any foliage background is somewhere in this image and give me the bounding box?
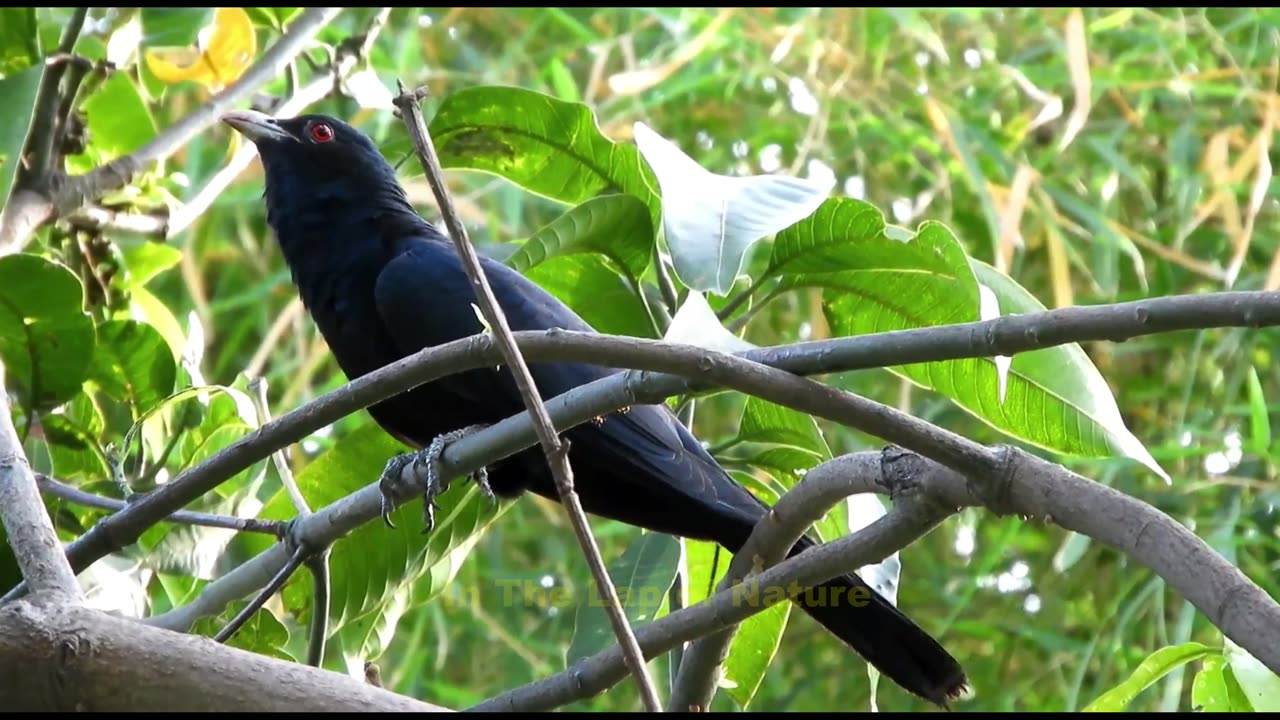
[2,6,1279,712]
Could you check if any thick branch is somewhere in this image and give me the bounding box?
[22,8,88,181]
[392,85,661,712]
[0,597,448,711]
[0,372,82,600]
[0,8,343,253]
[25,290,1280,600]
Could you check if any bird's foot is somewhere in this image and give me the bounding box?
[377,424,494,532]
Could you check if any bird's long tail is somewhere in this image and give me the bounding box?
[733,532,968,707]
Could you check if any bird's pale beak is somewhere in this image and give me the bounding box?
[220,109,293,143]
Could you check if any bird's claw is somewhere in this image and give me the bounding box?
[376,424,494,533]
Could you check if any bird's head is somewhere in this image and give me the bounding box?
[220,109,410,219]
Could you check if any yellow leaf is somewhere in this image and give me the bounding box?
[144,8,257,91]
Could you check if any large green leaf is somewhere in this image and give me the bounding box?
[738,396,830,458]
[80,72,158,161]
[525,253,655,339]
[42,393,111,481]
[0,64,42,209]
[0,254,96,415]
[247,423,506,652]
[772,199,1163,479]
[567,531,681,666]
[428,85,662,231]
[88,320,177,420]
[505,193,654,282]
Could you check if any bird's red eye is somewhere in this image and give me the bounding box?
[309,123,334,143]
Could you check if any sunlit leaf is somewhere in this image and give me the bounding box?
[1225,636,1280,712]
[665,291,757,355]
[633,121,833,296]
[505,193,654,281]
[427,85,662,231]
[80,72,158,160]
[144,7,257,90]
[525,253,655,339]
[1083,642,1215,711]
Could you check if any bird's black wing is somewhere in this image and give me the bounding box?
[371,238,766,542]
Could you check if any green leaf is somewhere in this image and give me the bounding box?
[1193,651,1252,712]
[684,539,790,708]
[119,241,183,289]
[633,122,832,296]
[775,200,1164,480]
[249,423,505,649]
[505,194,654,281]
[1247,366,1271,455]
[1225,636,1280,712]
[764,197,885,277]
[127,286,186,359]
[80,72,158,161]
[0,254,96,414]
[140,8,215,47]
[567,532,680,666]
[428,85,662,231]
[525,254,655,338]
[42,393,111,481]
[738,396,830,458]
[0,64,43,209]
[0,8,40,75]
[968,260,1166,480]
[1083,642,1215,711]
[88,320,177,419]
[192,603,294,662]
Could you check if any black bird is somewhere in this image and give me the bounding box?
[222,109,969,707]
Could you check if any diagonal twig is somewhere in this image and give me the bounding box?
[37,474,283,536]
[392,83,663,712]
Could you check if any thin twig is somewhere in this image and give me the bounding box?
[20,289,1280,604]
[37,474,284,536]
[214,544,308,644]
[249,378,310,516]
[0,369,83,600]
[392,83,663,712]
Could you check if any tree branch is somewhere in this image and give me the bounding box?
[37,474,284,536]
[17,289,1280,604]
[392,84,662,712]
[668,451,897,710]
[21,7,88,185]
[474,473,957,712]
[0,7,344,254]
[0,371,82,600]
[0,598,449,711]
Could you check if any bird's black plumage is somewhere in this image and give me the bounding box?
[223,109,968,706]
